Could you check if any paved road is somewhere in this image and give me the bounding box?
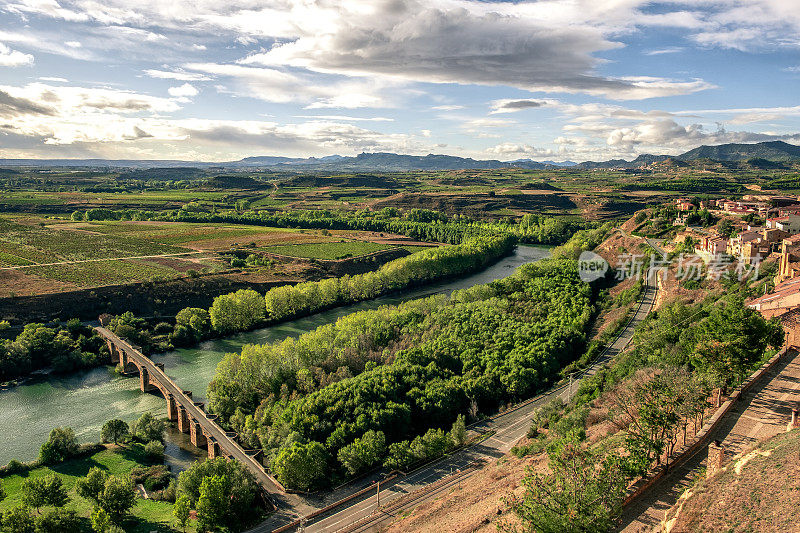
[252,279,659,533]
[617,348,800,532]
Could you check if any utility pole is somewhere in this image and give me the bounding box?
[376,480,381,508]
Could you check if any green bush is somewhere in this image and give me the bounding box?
[144,440,165,462]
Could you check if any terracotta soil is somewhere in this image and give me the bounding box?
[384,453,544,533]
[0,269,75,297]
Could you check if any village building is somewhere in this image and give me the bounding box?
[767,214,800,234]
[699,234,728,256]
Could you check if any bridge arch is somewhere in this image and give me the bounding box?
[95,326,283,503]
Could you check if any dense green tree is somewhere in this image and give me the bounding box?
[107,311,153,350]
[177,457,258,529]
[172,307,212,345]
[507,435,632,533]
[2,506,35,533]
[173,494,191,532]
[0,321,103,382]
[209,289,266,334]
[97,476,136,522]
[131,412,165,443]
[76,467,109,504]
[90,507,111,533]
[450,414,467,447]
[21,475,68,512]
[34,508,80,533]
[689,298,784,387]
[38,427,78,465]
[209,259,595,488]
[196,475,226,532]
[337,430,386,476]
[272,442,328,491]
[101,419,129,445]
[144,440,165,461]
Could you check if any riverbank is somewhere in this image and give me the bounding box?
[0,246,551,468]
[0,442,188,533]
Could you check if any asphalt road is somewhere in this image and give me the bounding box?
[253,279,658,533]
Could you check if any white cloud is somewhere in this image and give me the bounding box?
[185,62,398,108]
[144,69,212,81]
[644,47,684,56]
[0,81,425,159]
[292,115,393,122]
[168,83,198,97]
[0,83,181,115]
[38,76,68,82]
[490,99,555,114]
[0,42,33,67]
[64,41,82,48]
[431,105,464,111]
[487,143,553,157]
[237,0,711,100]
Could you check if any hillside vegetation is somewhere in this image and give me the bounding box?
[207,258,596,490]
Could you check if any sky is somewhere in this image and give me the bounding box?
[0,0,799,162]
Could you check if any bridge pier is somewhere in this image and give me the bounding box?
[177,406,190,434]
[190,420,207,448]
[166,395,178,421]
[139,365,153,393]
[96,326,276,502]
[208,439,221,459]
[106,340,120,364]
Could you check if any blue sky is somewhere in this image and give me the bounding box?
[0,0,799,162]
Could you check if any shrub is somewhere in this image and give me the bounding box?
[34,508,80,532]
[131,465,170,491]
[144,440,165,462]
[131,413,165,443]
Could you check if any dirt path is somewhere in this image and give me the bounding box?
[617,348,800,532]
[0,251,206,270]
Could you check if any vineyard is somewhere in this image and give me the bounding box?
[0,216,439,295]
[260,240,394,260]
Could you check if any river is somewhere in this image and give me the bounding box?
[0,245,550,470]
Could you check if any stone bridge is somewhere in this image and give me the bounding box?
[95,326,284,501]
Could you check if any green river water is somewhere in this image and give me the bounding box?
[0,245,550,471]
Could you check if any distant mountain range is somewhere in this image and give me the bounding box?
[2,141,799,172]
[574,141,800,169]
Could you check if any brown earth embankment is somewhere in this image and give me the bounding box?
[0,247,409,323]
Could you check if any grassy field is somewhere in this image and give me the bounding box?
[0,444,191,533]
[261,240,393,260]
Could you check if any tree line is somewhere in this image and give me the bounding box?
[0,319,106,383]
[167,233,515,344]
[206,259,595,491]
[68,206,583,245]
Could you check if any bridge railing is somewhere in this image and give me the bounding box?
[95,327,278,487]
